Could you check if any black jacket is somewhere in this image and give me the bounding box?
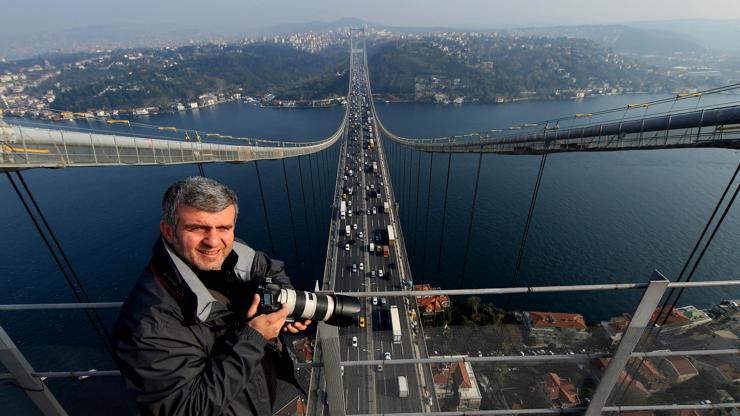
[112,238,303,416]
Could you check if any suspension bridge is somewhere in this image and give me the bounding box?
[1,28,739,416]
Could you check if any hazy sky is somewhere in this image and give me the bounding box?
[3,0,740,35]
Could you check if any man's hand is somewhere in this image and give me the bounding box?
[284,319,312,334]
[246,294,289,340]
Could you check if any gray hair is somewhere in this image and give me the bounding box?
[162,177,239,228]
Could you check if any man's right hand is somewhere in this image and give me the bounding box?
[246,294,289,340]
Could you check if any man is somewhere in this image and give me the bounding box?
[113,176,310,416]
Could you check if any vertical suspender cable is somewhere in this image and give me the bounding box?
[254,160,277,255]
[434,153,453,286]
[281,158,302,278]
[406,148,415,226]
[412,150,423,270]
[458,153,484,289]
[306,153,320,235]
[6,172,112,352]
[402,146,409,219]
[613,160,740,402]
[506,153,549,308]
[297,156,317,279]
[421,152,434,281]
[196,163,205,177]
[657,161,739,324]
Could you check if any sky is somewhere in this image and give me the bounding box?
[2,0,740,36]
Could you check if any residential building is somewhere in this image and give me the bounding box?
[431,356,482,410]
[414,284,451,326]
[659,356,698,384]
[523,311,589,345]
[542,372,581,408]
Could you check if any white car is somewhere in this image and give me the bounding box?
[352,337,358,347]
[372,297,378,306]
[353,223,358,230]
[384,352,391,360]
[372,207,377,215]
[358,231,363,239]
[348,200,352,206]
[378,269,383,278]
[345,244,350,251]
[359,262,364,270]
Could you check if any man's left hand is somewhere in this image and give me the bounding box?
[283,319,312,334]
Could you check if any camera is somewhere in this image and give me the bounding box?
[257,277,361,327]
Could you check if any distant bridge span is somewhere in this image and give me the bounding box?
[378,104,740,154]
[0,116,345,172]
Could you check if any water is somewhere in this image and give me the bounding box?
[1,96,738,414]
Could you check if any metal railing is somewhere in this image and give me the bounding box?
[1,275,738,415]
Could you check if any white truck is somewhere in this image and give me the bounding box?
[390,305,401,344]
[387,225,396,246]
[340,201,346,220]
[398,376,408,398]
[383,201,390,213]
[345,225,351,237]
[369,242,375,253]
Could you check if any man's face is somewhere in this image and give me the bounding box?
[160,204,236,271]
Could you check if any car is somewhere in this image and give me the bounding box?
[367,209,371,215]
[378,269,384,278]
[372,297,378,306]
[359,316,366,328]
[345,244,350,251]
[353,223,358,230]
[348,200,352,206]
[384,352,391,360]
[351,337,358,347]
[348,210,352,217]
[370,270,376,278]
[358,231,363,239]
[359,262,364,270]
[351,263,357,272]
[341,365,345,376]
[372,207,377,215]
[376,364,383,372]
[381,297,387,306]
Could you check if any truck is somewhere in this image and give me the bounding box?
[387,225,396,246]
[397,376,409,398]
[340,201,346,220]
[390,306,402,344]
[347,186,353,196]
[372,161,378,174]
[383,201,390,213]
[382,245,390,258]
[369,242,375,254]
[345,225,351,237]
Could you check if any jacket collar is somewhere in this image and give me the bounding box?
[152,237,258,324]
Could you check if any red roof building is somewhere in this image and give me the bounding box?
[542,372,581,408]
[524,311,590,345]
[659,356,699,383]
[414,284,451,326]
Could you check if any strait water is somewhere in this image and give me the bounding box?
[1,95,739,414]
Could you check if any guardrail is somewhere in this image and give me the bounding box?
[2,276,738,415]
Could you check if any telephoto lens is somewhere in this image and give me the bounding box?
[261,278,361,327]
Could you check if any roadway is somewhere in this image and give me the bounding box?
[328,48,426,414]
